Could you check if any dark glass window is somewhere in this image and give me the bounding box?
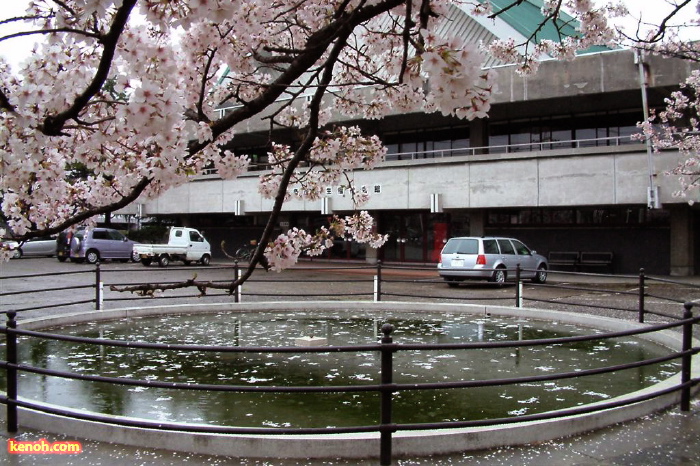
[497,239,515,254]
[483,239,499,254]
[108,230,125,241]
[512,240,532,256]
[443,239,478,254]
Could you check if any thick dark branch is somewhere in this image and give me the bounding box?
[488,0,574,54]
[0,27,100,43]
[0,90,15,113]
[398,0,414,82]
[189,0,405,157]
[40,0,137,136]
[12,176,152,242]
[257,47,301,62]
[235,17,355,283]
[487,0,527,20]
[191,49,217,123]
[111,277,229,297]
[0,12,56,28]
[638,0,692,43]
[53,0,78,17]
[122,13,361,296]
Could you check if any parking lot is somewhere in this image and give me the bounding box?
[1,257,699,465]
[2,257,699,330]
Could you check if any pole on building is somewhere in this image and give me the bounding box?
[636,50,660,209]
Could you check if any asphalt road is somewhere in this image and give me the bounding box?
[2,257,699,326]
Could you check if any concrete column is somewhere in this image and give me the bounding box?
[470,119,489,154]
[669,205,694,276]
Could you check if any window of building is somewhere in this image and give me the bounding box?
[488,110,643,152]
[382,127,470,159]
[487,207,670,227]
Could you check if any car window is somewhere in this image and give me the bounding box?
[108,230,125,241]
[497,239,515,255]
[189,231,203,242]
[483,239,499,254]
[512,240,532,255]
[175,230,183,238]
[92,230,109,240]
[442,239,478,254]
[30,235,57,242]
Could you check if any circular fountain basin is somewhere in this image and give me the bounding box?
[3,301,698,460]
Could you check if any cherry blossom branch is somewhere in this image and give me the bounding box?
[243,22,355,279]
[40,0,137,136]
[0,27,100,43]
[633,0,692,43]
[110,276,236,297]
[193,49,217,123]
[189,0,406,157]
[12,176,152,241]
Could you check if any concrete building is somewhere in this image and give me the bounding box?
[128,4,700,276]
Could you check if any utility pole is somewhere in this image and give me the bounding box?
[637,49,661,209]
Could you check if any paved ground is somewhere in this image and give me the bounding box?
[0,257,699,465]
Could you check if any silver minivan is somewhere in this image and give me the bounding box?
[437,237,548,286]
[70,228,140,264]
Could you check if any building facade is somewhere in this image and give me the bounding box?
[125,8,700,276]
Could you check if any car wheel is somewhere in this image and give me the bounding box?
[199,254,211,266]
[158,254,170,267]
[490,267,507,285]
[12,249,22,259]
[86,249,100,264]
[532,266,547,284]
[57,256,67,263]
[131,251,140,262]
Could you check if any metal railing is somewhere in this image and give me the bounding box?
[1,307,698,465]
[198,135,641,176]
[1,262,699,464]
[384,135,637,162]
[3,262,700,323]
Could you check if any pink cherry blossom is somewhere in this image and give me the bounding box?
[1,0,698,274]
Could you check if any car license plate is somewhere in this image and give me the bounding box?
[451,259,464,267]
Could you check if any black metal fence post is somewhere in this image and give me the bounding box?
[379,323,395,465]
[376,260,382,302]
[6,311,18,432]
[234,261,240,303]
[515,264,522,307]
[680,302,694,411]
[638,268,645,323]
[95,261,101,310]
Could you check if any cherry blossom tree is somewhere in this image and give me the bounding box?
[0,0,697,290]
[640,70,700,197]
[628,1,700,199]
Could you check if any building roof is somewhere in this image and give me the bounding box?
[483,0,610,55]
[217,2,612,87]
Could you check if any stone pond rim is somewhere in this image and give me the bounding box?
[1,300,698,460]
